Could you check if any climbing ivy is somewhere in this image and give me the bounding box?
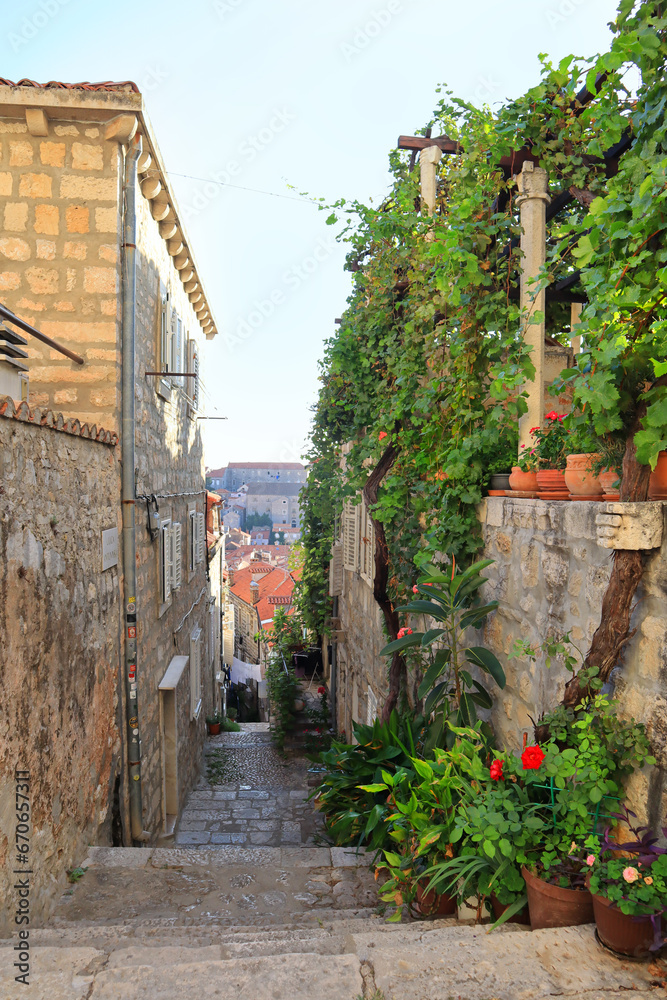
[299,0,667,639]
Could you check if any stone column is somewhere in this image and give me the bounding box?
[570,302,582,355]
[516,162,550,451]
[420,145,442,215]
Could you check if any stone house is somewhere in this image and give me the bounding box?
[0,78,221,911]
[226,563,296,665]
[215,461,306,491]
[246,481,302,528]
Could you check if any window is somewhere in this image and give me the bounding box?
[366,687,378,725]
[342,500,359,572]
[189,508,206,572]
[190,626,202,720]
[172,522,182,590]
[170,314,184,389]
[360,498,375,587]
[159,281,169,371]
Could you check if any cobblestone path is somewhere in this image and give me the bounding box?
[175,723,324,847]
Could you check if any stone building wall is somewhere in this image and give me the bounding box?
[0,115,122,430]
[0,399,121,934]
[132,187,214,837]
[334,496,667,831]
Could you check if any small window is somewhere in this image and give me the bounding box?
[160,518,173,603]
[171,522,182,590]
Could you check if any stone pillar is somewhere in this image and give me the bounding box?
[570,302,582,355]
[420,145,442,214]
[516,162,550,451]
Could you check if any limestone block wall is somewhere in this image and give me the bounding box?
[0,404,121,934]
[478,497,667,832]
[132,191,213,836]
[0,117,121,429]
[335,496,667,832]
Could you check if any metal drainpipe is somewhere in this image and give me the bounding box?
[121,133,150,844]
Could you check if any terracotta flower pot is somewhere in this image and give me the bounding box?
[591,891,657,958]
[648,451,667,500]
[522,866,594,930]
[508,466,538,493]
[415,878,457,917]
[207,722,221,736]
[490,891,531,925]
[536,469,569,500]
[599,468,621,500]
[564,453,603,499]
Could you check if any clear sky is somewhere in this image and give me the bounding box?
[3,0,619,467]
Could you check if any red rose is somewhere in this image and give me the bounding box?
[521,745,545,770]
[545,411,558,421]
[317,686,326,695]
[489,760,504,781]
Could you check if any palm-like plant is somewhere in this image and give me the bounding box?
[381,558,505,749]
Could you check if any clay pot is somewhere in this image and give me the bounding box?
[648,451,667,500]
[415,879,457,917]
[536,469,569,500]
[564,453,603,499]
[508,466,538,493]
[490,891,531,925]
[599,468,621,500]
[207,722,221,736]
[591,891,657,958]
[522,866,594,930]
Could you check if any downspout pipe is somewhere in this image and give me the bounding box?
[121,133,150,844]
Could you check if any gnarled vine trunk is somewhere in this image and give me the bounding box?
[362,438,406,721]
[562,382,666,707]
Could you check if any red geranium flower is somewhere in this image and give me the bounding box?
[521,745,545,770]
[397,627,413,639]
[317,686,326,695]
[489,759,504,781]
[378,431,388,441]
[412,585,419,593]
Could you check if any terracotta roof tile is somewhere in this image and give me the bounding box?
[0,78,139,92]
[0,394,117,446]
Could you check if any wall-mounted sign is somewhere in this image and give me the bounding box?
[102,527,119,571]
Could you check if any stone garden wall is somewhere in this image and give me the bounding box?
[335,496,667,831]
[0,400,121,934]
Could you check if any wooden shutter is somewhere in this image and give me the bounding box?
[366,687,378,725]
[161,521,172,603]
[361,505,375,585]
[190,627,202,719]
[209,600,217,667]
[172,522,182,590]
[197,512,206,563]
[189,509,197,572]
[329,540,343,596]
[188,337,199,407]
[342,500,359,571]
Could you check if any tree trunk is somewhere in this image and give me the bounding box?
[562,395,659,707]
[363,439,406,721]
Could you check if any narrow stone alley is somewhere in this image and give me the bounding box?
[2,724,664,999]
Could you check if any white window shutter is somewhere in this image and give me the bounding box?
[172,522,182,590]
[329,540,343,596]
[159,282,169,370]
[190,627,202,719]
[161,522,172,603]
[189,510,197,572]
[343,500,360,572]
[209,601,216,667]
[197,512,206,563]
[188,338,199,407]
[366,687,378,725]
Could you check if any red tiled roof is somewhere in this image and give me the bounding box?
[0,79,139,93]
[267,595,292,605]
[207,491,222,504]
[229,565,295,620]
[0,395,117,446]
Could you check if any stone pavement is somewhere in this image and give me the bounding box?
[175,723,324,847]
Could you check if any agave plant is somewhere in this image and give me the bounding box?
[381,558,505,749]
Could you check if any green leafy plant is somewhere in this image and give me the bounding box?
[206,710,223,726]
[381,559,505,750]
[528,411,569,469]
[66,866,88,883]
[311,711,420,850]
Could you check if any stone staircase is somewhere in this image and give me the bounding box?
[1,843,662,999]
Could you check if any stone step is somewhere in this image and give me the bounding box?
[0,949,364,1000]
[2,922,657,1000]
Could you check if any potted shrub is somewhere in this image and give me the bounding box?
[206,710,223,736]
[588,809,667,957]
[563,427,603,500]
[591,436,625,500]
[487,440,518,495]
[521,844,595,930]
[509,447,539,494]
[531,412,570,499]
